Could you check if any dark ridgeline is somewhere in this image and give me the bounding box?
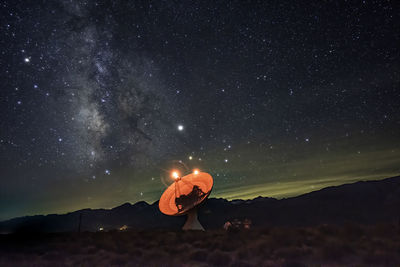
[1,176,399,233]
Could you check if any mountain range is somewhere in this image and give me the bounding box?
[1,176,399,233]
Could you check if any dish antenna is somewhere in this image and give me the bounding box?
[159,169,213,230]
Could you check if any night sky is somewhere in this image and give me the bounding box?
[1,0,399,220]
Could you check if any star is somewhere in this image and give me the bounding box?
[1,0,399,224]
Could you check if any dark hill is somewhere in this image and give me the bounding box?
[1,176,399,233]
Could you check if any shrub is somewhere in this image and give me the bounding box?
[230,259,254,267]
[341,223,364,241]
[109,255,128,266]
[274,247,308,259]
[282,260,308,267]
[236,248,251,261]
[363,249,397,266]
[317,224,339,236]
[189,249,208,261]
[270,228,303,247]
[319,238,354,261]
[207,250,232,265]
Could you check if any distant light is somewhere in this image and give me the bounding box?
[177,124,184,131]
[188,156,193,160]
[305,138,310,142]
[171,170,180,179]
[58,138,62,142]
[24,57,30,63]
[224,159,228,163]
[193,169,199,175]
[99,227,104,231]
[119,225,128,231]
[105,169,110,175]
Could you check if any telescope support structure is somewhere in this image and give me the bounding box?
[182,208,204,231]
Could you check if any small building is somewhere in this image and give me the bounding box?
[223,218,252,231]
[119,225,129,231]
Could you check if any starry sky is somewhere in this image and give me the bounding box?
[0,0,399,220]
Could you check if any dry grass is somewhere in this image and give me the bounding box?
[0,223,399,266]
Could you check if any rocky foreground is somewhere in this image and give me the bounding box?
[1,223,399,266]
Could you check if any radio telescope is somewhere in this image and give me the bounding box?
[159,169,213,230]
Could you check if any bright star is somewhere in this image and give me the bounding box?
[177,125,184,131]
[24,57,30,63]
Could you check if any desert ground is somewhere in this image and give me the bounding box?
[0,223,399,266]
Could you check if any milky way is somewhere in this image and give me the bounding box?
[0,0,399,220]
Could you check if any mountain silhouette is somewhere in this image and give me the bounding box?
[1,176,399,233]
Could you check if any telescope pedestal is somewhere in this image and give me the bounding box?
[182,208,204,231]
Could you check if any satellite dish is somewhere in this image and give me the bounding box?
[159,170,213,230]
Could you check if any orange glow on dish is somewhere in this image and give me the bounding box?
[159,171,213,216]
